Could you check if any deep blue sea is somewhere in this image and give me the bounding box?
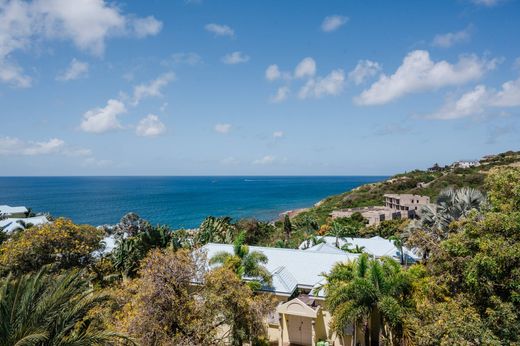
[0,176,386,228]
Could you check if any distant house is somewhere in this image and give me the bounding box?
[0,215,49,234]
[0,205,29,218]
[202,243,360,346]
[331,194,430,226]
[451,160,480,169]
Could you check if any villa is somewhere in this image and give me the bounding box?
[0,205,29,218]
[202,243,360,346]
[331,193,431,226]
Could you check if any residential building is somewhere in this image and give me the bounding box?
[0,205,29,218]
[384,194,430,212]
[0,215,49,234]
[451,160,480,169]
[202,243,361,346]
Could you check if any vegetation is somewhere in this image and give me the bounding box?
[1,150,519,345]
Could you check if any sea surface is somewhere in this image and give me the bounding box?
[0,176,386,228]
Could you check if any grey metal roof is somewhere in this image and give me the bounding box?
[202,243,359,296]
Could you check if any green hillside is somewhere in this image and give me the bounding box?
[292,150,520,226]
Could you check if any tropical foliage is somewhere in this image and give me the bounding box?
[0,268,125,345]
[0,218,103,275]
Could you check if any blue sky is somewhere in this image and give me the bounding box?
[1,0,519,176]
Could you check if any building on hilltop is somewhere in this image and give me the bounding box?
[0,215,49,234]
[331,194,431,226]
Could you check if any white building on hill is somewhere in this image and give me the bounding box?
[0,215,50,234]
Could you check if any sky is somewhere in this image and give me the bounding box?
[0,0,519,176]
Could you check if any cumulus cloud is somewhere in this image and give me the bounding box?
[272,131,284,138]
[432,26,472,48]
[205,23,234,37]
[0,0,162,87]
[56,58,89,81]
[80,99,126,133]
[270,86,290,103]
[427,77,520,120]
[221,51,250,64]
[348,60,381,85]
[132,16,163,38]
[299,69,345,99]
[321,15,349,32]
[294,57,316,79]
[252,155,275,165]
[355,50,498,105]
[136,114,166,137]
[131,72,174,106]
[265,64,281,81]
[0,136,93,157]
[214,123,232,134]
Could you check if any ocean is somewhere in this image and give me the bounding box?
[0,176,386,228]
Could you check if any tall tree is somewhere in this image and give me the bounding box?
[324,254,415,346]
[283,214,292,245]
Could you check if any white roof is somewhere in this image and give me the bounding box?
[305,242,346,254]
[201,243,358,297]
[0,205,28,215]
[0,216,49,234]
[299,236,420,262]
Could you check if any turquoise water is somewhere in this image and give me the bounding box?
[0,176,385,228]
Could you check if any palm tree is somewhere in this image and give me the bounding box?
[328,221,351,248]
[0,268,128,345]
[209,232,271,290]
[408,187,488,258]
[389,235,405,265]
[300,233,326,249]
[323,254,414,346]
[342,243,366,254]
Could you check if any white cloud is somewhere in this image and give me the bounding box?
[270,86,290,103]
[80,99,126,133]
[136,114,166,137]
[265,64,281,81]
[348,60,381,85]
[299,69,345,99]
[294,57,316,79]
[214,123,232,134]
[355,50,498,105]
[272,131,284,138]
[321,15,349,32]
[56,58,89,81]
[205,23,234,37]
[221,51,250,64]
[432,26,472,48]
[0,0,162,87]
[132,16,162,38]
[169,52,202,65]
[253,155,275,165]
[0,136,90,157]
[131,72,174,106]
[428,77,520,120]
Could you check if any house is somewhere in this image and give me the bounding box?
[451,160,480,169]
[384,193,430,213]
[0,215,49,234]
[0,205,29,218]
[299,235,421,263]
[202,243,360,346]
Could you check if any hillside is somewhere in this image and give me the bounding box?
[292,150,520,225]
